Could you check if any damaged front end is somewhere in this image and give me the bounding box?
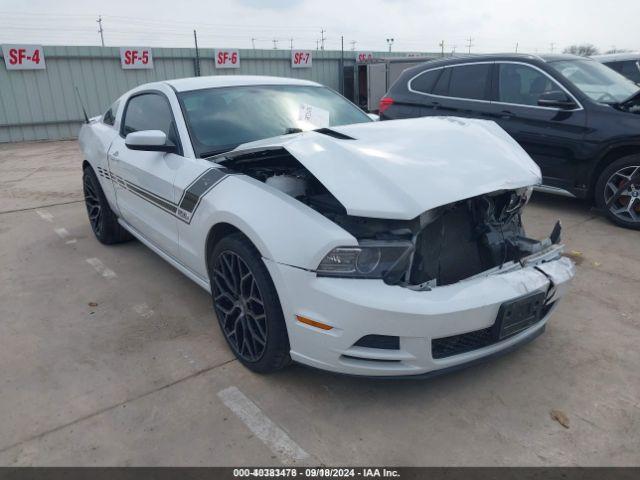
[316,188,564,290]
[219,145,563,290]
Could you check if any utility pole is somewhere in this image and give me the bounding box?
[439,40,445,57]
[251,37,256,49]
[193,30,200,77]
[349,40,356,51]
[320,29,326,50]
[289,38,294,50]
[386,38,394,52]
[466,37,474,54]
[316,39,319,50]
[96,15,105,47]
[272,38,278,49]
[451,45,457,54]
[515,42,519,53]
[550,42,556,53]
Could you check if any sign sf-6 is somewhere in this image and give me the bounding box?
[291,50,312,68]
[120,48,153,69]
[215,49,240,69]
[2,45,46,70]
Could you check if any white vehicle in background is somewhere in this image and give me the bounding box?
[593,52,640,84]
[78,75,575,378]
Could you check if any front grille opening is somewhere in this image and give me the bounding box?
[432,327,495,360]
[353,335,400,350]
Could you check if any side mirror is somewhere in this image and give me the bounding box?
[537,91,577,110]
[367,113,380,121]
[125,130,177,153]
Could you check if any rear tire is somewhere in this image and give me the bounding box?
[83,165,133,244]
[208,233,291,373]
[595,155,640,230]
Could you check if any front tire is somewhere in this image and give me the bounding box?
[595,155,640,230]
[209,233,291,373]
[83,166,133,244]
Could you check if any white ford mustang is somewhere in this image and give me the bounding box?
[79,75,575,377]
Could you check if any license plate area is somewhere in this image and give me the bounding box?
[494,291,547,340]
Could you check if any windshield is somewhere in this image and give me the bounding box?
[179,85,371,157]
[549,59,639,104]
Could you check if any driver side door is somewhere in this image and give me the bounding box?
[488,62,588,192]
[108,91,184,257]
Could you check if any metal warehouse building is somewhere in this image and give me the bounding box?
[0,45,437,143]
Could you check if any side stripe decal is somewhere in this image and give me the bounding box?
[96,166,232,224]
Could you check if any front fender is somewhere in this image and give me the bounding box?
[178,175,356,280]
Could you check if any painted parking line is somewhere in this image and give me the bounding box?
[218,386,309,464]
[35,209,54,222]
[85,257,117,279]
[54,227,77,244]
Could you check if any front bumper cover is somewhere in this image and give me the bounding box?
[265,255,575,377]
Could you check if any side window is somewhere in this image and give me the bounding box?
[122,93,178,145]
[448,64,492,100]
[619,61,640,83]
[497,63,566,106]
[410,68,442,94]
[102,100,119,126]
[605,61,624,73]
[432,67,451,96]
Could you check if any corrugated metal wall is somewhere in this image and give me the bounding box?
[0,45,426,143]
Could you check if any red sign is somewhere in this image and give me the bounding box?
[357,52,374,63]
[291,50,312,68]
[119,48,153,69]
[215,49,240,69]
[2,45,46,70]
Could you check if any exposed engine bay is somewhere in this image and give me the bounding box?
[221,147,562,289]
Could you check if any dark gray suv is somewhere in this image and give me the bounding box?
[380,54,640,229]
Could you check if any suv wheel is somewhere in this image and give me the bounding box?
[208,233,291,373]
[595,155,640,230]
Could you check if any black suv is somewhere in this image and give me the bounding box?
[381,54,640,229]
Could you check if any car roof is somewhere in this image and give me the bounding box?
[592,52,640,62]
[163,75,322,92]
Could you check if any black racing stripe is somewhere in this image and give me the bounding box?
[125,182,178,213]
[178,168,230,213]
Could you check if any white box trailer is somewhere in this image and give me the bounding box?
[344,56,437,112]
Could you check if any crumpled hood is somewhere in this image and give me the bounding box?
[226,117,542,220]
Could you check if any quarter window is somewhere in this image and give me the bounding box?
[497,63,564,106]
[122,93,178,145]
[448,64,492,100]
[432,67,451,96]
[411,68,442,94]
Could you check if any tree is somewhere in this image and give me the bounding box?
[563,44,600,57]
[606,48,631,54]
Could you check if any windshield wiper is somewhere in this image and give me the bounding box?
[284,127,303,134]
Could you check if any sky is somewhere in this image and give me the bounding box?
[0,0,638,54]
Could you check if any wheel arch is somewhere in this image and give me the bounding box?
[204,221,268,279]
[590,144,640,199]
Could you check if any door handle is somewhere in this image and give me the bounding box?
[108,151,119,161]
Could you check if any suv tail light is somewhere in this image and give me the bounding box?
[379,97,394,114]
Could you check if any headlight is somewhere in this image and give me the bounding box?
[316,241,413,279]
